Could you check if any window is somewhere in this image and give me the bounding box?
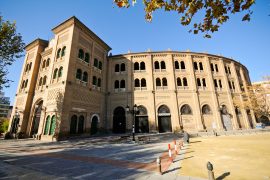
[228,67,231,74]
[228,81,232,89]
[76,69,82,80]
[85,53,90,63]
[197,78,201,86]
[232,81,235,89]
[25,64,29,72]
[53,69,58,79]
[114,80,119,89]
[115,64,119,72]
[194,62,198,70]
[58,67,63,77]
[175,61,179,69]
[98,78,101,87]
[78,49,84,59]
[215,64,219,72]
[202,78,206,87]
[61,46,66,57]
[92,76,97,85]
[25,79,28,88]
[214,79,218,87]
[21,80,25,89]
[39,77,43,86]
[180,61,185,69]
[42,60,46,68]
[44,116,50,135]
[156,78,161,86]
[57,48,61,59]
[46,58,50,67]
[29,62,32,71]
[83,72,88,82]
[154,61,159,69]
[99,61,103,70]
[219,80,222,88]
[135,79,140,87]
[49,115,56,135]
[199,62,203,70]
[120,63,125,71]
[181,104,192,115]
[202,105,211,114]
[120,80,125,88]
[225,66,228,74]
[43,76,47,85]
[177,78,182,86]
[162,78,167,86]
[134,62,139,70]
[183,77,188,86]
[161,61,166,70]
[141,78,146,87]
[211,63,214,71]
[94,58,98,67]
[140,62,145,70]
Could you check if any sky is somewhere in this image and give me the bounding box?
[1,0,270,105]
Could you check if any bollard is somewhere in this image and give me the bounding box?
[207,162,215,180]
[156,157,162,175]
[174,140,178,155]
[168,144,173,162]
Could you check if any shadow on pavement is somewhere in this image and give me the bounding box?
[162,167,181,175]
[216,172,230,180]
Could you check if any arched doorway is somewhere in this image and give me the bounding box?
[136,106,149,133]
[70,115,77,134]
[260,116,269,125]
[220,105,232,130]
[78,115,84,134]
[91,115,99,135]
[158,105,172,133]
[31,101,43,136]
[113,107,126,133]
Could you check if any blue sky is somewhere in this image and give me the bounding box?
[1,0,270,105]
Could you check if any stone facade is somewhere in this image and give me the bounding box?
[8,17,256,140]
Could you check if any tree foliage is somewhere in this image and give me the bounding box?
[114,0,255,38]
[0,16,25,90]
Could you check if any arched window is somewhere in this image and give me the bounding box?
[215,64,219,72]
[49,115,56,135]
[44,115,50,135]
[78,49,84,59]
[235,107,241,115]
[161,61,166,69]
[214,79,218,87]
[141,78,146,87]
[78,115,84,134]
[158,105,170,114]
[175,61,179,69]
[183,77,188,86]
[194,62,198,70]
[61,46,66,57]
[180,61,185,69]
[138,105,148,115]
[85,53,90,63]
[76,69,82,80]
[39,77,43,86]
[202,78,206,87]
[25,64,29,72]
[43,76,47,85]
[120,80,125,88]
[134,62,139,70]
[28,62,32,71]
[46,58,50,67]
[42,60,46,68]
[232,81,235,89]
[181,104,192,115]
[58,67,63,78]
[199,62,203,70]
[202,105,211,114]
[140,62,145,70]
[25,79,28,88]
[94,58,98,67]
[228,81,232,89]
[53,69,58,79]
[98,78,101,87]
[120,63,125,71]
[82,72,88,82]
[228,67,231,74]
[115,64,119,72]
[114,80,119,89]
[219,80,222,88]
[156,78,161,86]
[135,79,140,87]
[177,77,182,86]
[21,80,25,89]
[57,48,61,59]
[197,78,201,86]
[154,61,159,69]
[99,61,102,70]
[70,115,77,134]
[92,76,97,85]
[162,78,167,86]
[211,63,214,71]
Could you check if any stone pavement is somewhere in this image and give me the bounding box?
[0,134,206,180]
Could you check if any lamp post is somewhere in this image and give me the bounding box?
[126,104,138,141]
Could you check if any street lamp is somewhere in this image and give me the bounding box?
[126,104,138,141]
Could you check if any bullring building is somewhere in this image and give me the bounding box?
[9,16,257,140]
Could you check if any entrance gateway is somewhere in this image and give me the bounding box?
[158,105,172,133]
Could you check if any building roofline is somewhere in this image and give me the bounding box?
[52,16,112,51]
[25,38,49,51]
[109,50,249,72]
